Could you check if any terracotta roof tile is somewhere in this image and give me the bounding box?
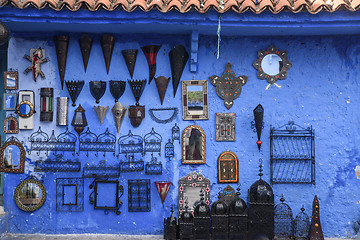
[1,0,358,12]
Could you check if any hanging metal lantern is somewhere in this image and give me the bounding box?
[169,45,189,97]
[40,88,53,122]
[65,80,85,107]
[71,104,88,136]
[165,139,174,160]
[100,34,115,74]
[0,22,9,46]
[109,80,126,102]
[128,79,146,127]
[93,105,109,125]
[56,97,68,126]
[251,104,264,151]
[141,45,161,84]
[155,181,171,206]
[89,81,106,104]
[54,35,69,90]
[79,34,93,72]
[112,102,126,134]
[155,76,170,105]
[122,49,138,79]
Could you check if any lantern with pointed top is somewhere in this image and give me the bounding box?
[54,35,69,89]
[112,102,126,134]
[89,81,106,104]
[251,104,264,151]
[109,80,126,102]
[155,76,170,105]
[169,45,189,97]
[93,106,108,125]
[122,49,138,79]
[155,181,171,206]
[79,34,93,72]
[65,80,85,107]
[71,104,88,136]
[141,45,161,84]
[128,79,146,127]
[100,34,114,74]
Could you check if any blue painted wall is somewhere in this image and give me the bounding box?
[3,33,360,237]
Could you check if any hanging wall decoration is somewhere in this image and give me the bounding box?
[65,80,85,107]
[253,45,292,89]
[141,45,161,84]
[122,49,138,79]
[0,136,25,173]
[155,181,171,206]
[56,178,84,212]
[3,93,16,111]
[155,76,170,105]
[217,151,238,183]
[172,123,180,143]
[54,35,69,89]
[270,121,315,184]
[35,155,81,172]
[14,177,46,212]
[145,156,162,175]
[165,139,174,161]
[128,179,151,212]
[71,104,88,136]
[169,45,189,97]
[40,88,53,122]
[182,80,209,120]
[118,130,144,172]
[209,62,248,110]
[89,179,124,215]
[100,34,115,74]
[93,105,108,126]
[310,195,324,240]
[24,48,48,82]
[182,125,206,164]
[128,79,146,127]
[17,90,35,130]
[149,107,178,124]
[109,80,126,102]
[112,102,126,134]
[144,127,162,156]
[3,71,18,90]
[89,81,106,104]
[79,34,93,72]
[215,113,236,141]
[4,114,19,134]
[78,128,116,157]
[56,97,69,126]
[251,104,264,151]
[83,160,120,178]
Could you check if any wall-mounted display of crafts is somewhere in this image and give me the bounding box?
[24,48,48,82]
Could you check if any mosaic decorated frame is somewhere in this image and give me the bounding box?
[217,151,238,183]
[182,125,206,164]
[215,113,236,141]
[182,80,208,120]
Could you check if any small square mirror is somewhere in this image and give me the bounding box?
[3,93,17,111]
[3,71,18,90]
[182,80,208,120]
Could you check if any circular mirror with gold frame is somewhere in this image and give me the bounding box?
[14,178,46,212]
[16,101,35,118]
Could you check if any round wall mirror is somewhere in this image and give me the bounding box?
[3,116,19,134]
[17,101,34,118]
[0,138,25,173]
[261,54,283,76]
[14,179,46,212]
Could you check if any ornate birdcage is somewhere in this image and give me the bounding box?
[274,195,294,240]
[229,185,248,240]
[211,188,230,240]
[193,189,211,240]
[294,207,310,240]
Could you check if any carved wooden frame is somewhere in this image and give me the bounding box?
[217,151,238,183]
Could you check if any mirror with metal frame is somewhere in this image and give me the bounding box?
[182,125,205,164]
[0,137,25,173]
[3,71,18,90]
[3,93,17,111]
[253,45,292,87]
[182,80,208,120]
[14,178,46,212]
[17,101,35,118]
[3,115,19,134]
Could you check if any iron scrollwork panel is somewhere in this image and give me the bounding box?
[79,128,116,157]
[56,178,84,212]
[128,179,151,212]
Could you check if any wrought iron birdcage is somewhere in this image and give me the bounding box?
[294,207,310,240]
[274,195,294,240]
[172,123,180,143]
[165,139,175,160]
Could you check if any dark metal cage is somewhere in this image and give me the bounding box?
[294,207,310,240]
[274,196,294,240]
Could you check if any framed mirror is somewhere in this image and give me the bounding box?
[3,71,18,90]
[16,101,35,118]
[217,151,238,183]
[0,137,25,173]
[3,93,17,111]
[178,171,210,214]
[14,178,46,212]
[253,45,292,87]
[182,80,208,120]
[3,115,19,134]
[182,125,205,164]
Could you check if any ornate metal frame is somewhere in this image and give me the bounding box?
[128,179,151,212]
[182,125,206,164]
[35,155,81,172]
[145,156,162,175]
[0,136,25,173]
[215,113,236,141]
[89,179,124,215]
[217,151,238,183]
[79,128,116,157]
[182,80,209,120]
[118,130,144,157]
[14,177,46,212]
[3,115,19,134]
[144,128,162,156]
[149,107,179,124]
[83,160,120,178]
[3,71,18,90]
[3,93,17,111]
[178,171,210,214]
[56,178,84,212]
[270,121,315,184]
[119,155,144,172]
[253,45,292,87]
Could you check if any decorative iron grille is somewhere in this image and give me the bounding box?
[145,156,162,175]
[144,127,162,156]
[128,179,151,212]
[35,155,81,172]
[56,178,84,212]
[82,160,120,178]
[118,130,144,157]
[119,155,144,172]
[79,128,116,157]
[270,121,315,184]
